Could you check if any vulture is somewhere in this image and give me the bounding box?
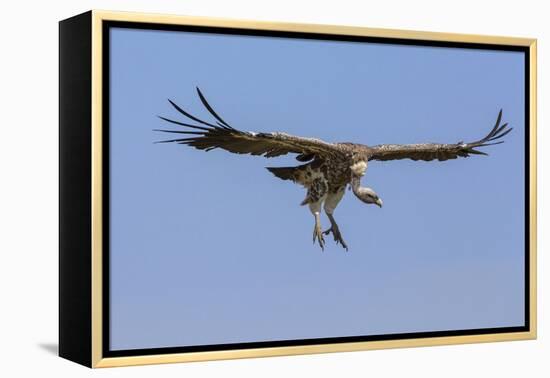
[156,88,511,251]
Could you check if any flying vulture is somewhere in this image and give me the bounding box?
[156,88,511,251]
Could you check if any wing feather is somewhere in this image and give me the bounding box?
[367,110,511,162]
[156,89,340,158]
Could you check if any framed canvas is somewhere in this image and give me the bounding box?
[59,10,537,368]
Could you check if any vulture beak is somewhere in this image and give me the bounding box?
[375,198,383,208]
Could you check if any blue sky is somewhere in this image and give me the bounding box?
[109,27,525,350]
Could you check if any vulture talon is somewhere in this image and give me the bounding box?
[313,225,325,250]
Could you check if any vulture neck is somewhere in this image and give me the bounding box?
[350,176,373,203]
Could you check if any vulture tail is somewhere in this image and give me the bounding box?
[266,166,298,181]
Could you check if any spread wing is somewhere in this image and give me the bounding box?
[367,110,511,162]
[156,88,341,159]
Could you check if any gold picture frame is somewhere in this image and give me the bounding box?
[59,9,537,368]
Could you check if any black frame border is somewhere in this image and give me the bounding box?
[59,11,93,367]
[101,20,531,359]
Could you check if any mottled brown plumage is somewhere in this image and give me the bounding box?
[157,88,511,251]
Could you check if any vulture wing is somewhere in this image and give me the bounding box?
[156,88,341,159]
[367,110,511,162]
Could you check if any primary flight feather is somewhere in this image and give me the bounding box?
[156,88,511,251]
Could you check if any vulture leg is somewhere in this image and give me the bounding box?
[302,178,329,251]
[324,214,348,251]
[323,186,348,251]
[311,206,325,251]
